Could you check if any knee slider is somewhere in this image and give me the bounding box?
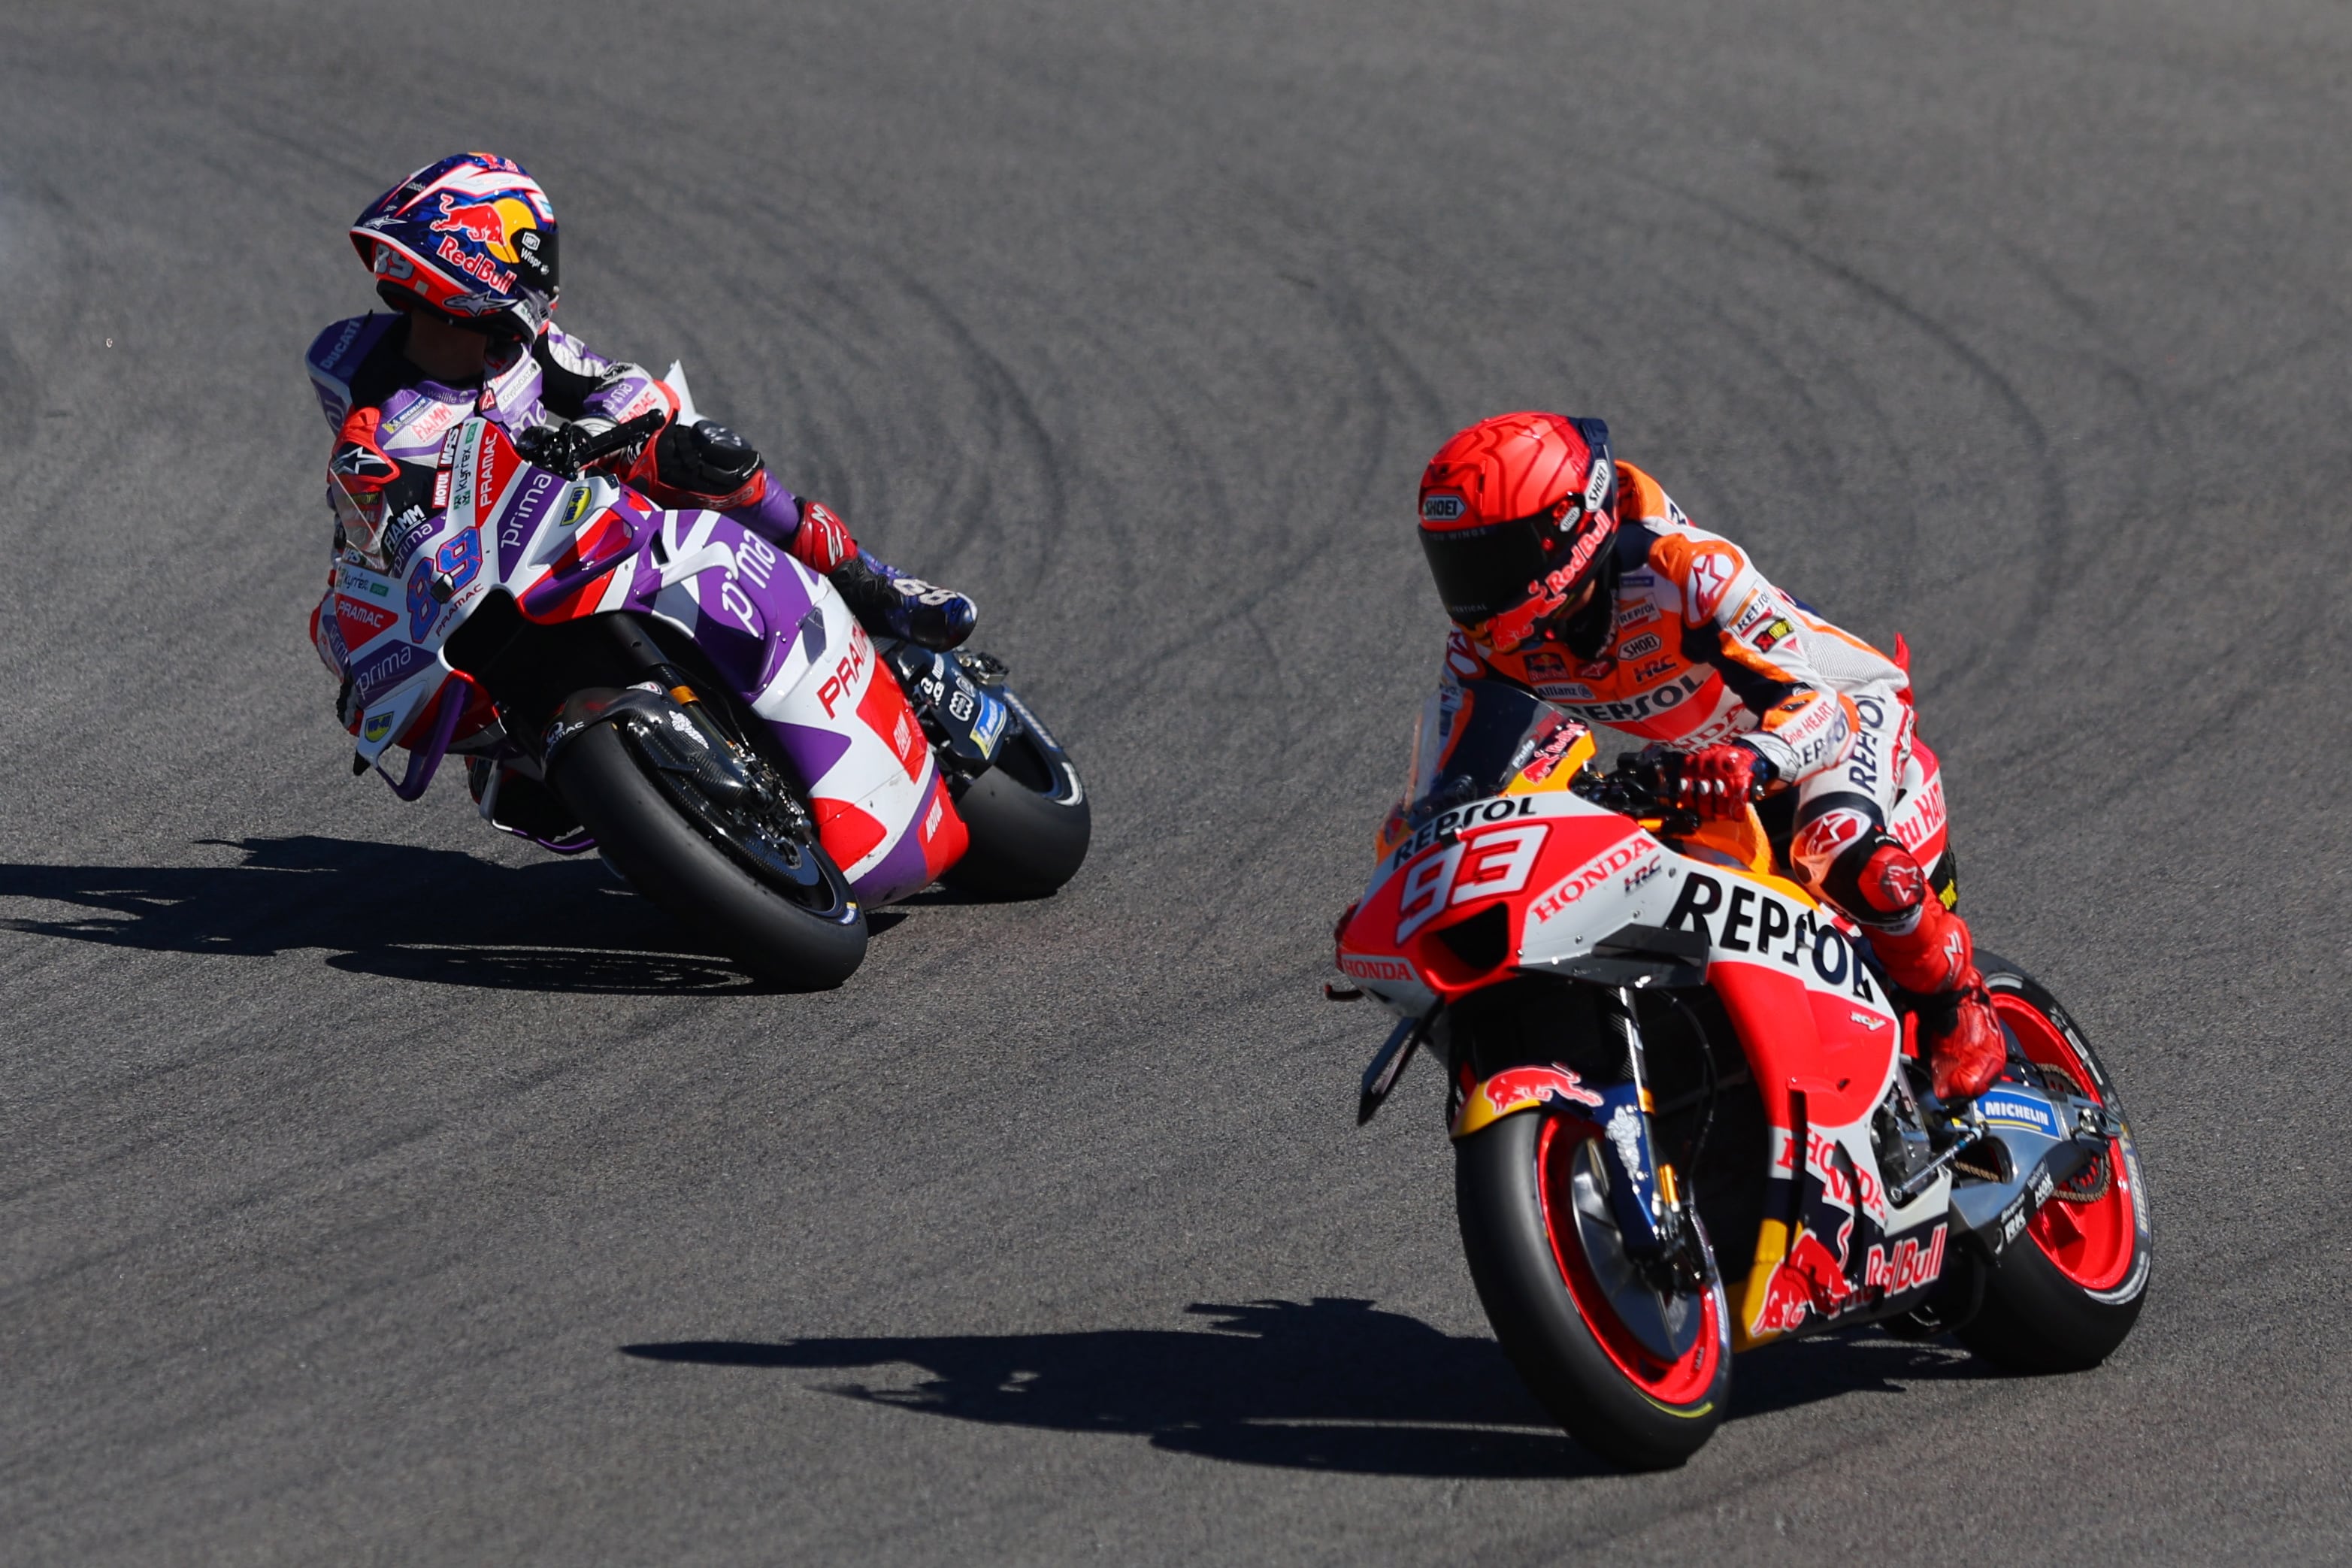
[789,499,856,574]
[1823,831,1927,926]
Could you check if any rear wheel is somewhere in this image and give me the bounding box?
[1955,955,2151,1372]
[1456,1108,1731,1470]
[551,716,867,989]
[942,715,1089,898]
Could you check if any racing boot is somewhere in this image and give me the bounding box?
[737,489,978,651]
[1867,898,2005,1104]
[827,548,978,651]
[1832,834,2006,1104]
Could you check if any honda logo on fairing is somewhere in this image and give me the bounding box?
[1530,838,1654,925]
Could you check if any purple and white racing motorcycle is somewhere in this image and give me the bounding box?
[319,371,1088,987]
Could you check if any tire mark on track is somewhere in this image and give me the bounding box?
[1627,173,2072,705]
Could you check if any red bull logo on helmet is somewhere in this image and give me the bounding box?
[424,192,547,294]
[433,235,516,293]
[429,193,538,263]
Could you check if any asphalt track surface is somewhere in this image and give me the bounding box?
[5,2,2350,1562]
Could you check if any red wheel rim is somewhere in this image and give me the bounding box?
[1533,1115,1720,1405]
[1990,993,2140,1293]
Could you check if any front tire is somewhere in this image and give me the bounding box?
[1456,1109,1731,1470]
[551,719,867,989]
[942,716,1090,898]
[1955,954,2152,1372]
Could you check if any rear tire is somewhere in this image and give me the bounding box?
[551,720,867,989]
[1955,954,2151,1372]
[1456,1109,1731,1470]
[943,722,1090,898]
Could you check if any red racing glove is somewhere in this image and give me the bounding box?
[1676,743,1771,819]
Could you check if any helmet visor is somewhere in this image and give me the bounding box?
[1419,516,1550,626]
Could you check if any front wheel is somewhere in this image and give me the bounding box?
[551,716,867,989]
[1954,954,2152,1372]
[942,704,1090,899]
[1456,1108,1732,1470]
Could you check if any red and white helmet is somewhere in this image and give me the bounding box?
[348,153,559,339]
[1417,413,1617,641]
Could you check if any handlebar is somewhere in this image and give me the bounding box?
[1402,746,1770,841]
[1576,747,1772,828]
[571,410,670,471]
[1573,750,1682,819]
[515,409,671,480]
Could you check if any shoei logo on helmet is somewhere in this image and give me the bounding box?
[1584,456,1613,513]
[1421,493,1467,522]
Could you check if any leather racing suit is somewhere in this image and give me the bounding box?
[1425,462,1987,1073]
[1437,462,1913,873]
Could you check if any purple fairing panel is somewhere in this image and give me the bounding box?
[492,467,568,578]
[617,507,939,901]
[619,513,840,792]
[623,513,815,692]
[774,721,852,782]
[849,758,942,904]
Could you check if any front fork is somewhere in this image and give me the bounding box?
[1591,987,1688,1261]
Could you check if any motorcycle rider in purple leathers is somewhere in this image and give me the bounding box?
[305,153,978,730]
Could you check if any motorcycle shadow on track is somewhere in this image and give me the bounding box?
[0,834,875,994]
[624,1298,1993,1478]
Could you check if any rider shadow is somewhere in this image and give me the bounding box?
[627,1297,1602,1479]
[624,1300,1998,1478]
[0,834,760,994]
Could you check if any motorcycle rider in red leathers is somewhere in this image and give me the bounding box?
[1404,412,2005,1103]
[304,153,977,713]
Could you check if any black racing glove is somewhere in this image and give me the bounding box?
[513,420,604,477]
[652,420,763,503]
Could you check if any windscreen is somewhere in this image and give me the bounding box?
[1399,679,1582,822]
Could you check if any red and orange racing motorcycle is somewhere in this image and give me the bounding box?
[1333,680,2151,1469]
